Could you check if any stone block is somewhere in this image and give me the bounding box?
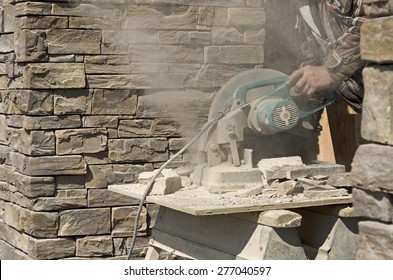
[91,89,137,115]
[149,176,182,195]
[277,180,304,196]
[363,0,391,17]
[351,144,393,194]
[23,63,86,89]
[129,44,204,63]
[353,188,393,222]
[31,196,87,212]
[7,115,81,130]
[70,16,120,29]
[2,89,53,115]
[102,29,158,45]
[54,89,92,115]
[59,208,111,236]
[14,30,48,62]
[227,7,265,27]
[4,202,58,238]
[88,189,137,207]
[19,16,68,29]
[3,4,21,33]
[357,221,393,259]
[121,5,198,30]
[0,223,30,255]
[204,46,264,64]
[0,239,30,260]
[109,138,168,163]
[112,206,148,237]
[212,26,243,45]
[56,176,85,190]
[52,2,121,18]
[0,165,55,198]
[47,29,101,54]
[83,116,119,128]
[10,152,87,176]
[7,128,55,156]
[28,237,75,259]
[136,89,211,119]
[15,2,51,17]
[85,163,152,189]
[118,119,181,138]
[158,30,211,45]
[361,16,393,63]
[55,128,107,155]
[76,236,113,257]
[87,74,155,89]
[0,33,14,53]
[0,115,7,145]
[361,66,393,144]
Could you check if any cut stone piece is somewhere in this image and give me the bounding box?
[148,176,182,195]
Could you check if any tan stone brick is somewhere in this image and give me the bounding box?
[54,89,92,115]
[55,128,108,155]
[59,208,111,236]
[76,236,113,257]
[112,206,148,237]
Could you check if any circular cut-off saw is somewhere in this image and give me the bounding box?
[192,68,335,190]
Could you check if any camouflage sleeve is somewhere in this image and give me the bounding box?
[323,1,367,82]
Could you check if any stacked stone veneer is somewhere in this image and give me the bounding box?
[0,0,266,259]
[350,0,393,259]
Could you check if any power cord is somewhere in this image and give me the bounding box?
[126,111,226,260]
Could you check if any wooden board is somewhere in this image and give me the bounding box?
[108,184,352,216]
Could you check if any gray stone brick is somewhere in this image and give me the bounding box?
[28,237,76,259]
[353,188,393,223]
[361,66,393,144]
[351,144,393,194]
[357,221,393,259]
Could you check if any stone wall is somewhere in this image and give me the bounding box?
[0,0,266,259]
[351,0,393,259]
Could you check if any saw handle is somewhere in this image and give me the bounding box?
[232,75,335,118]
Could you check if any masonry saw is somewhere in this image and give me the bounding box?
[191,68,335,191]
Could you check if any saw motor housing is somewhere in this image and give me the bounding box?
[198,72,334,169]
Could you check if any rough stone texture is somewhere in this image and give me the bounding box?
[352,6,393,260]
[108,138,168,163]
[361,16,393,63]
[353,188,393,223]
[55,128,108,155]
[23,63,86,89]
[0,0,267,260]
[59,208,111,236]
[76,236,113,257]
[361,66,393,144]
[356,221,393,259]
[10,152,87,176]
[351,144,393,194]
[112,206,148,237]
[4,202,58,238]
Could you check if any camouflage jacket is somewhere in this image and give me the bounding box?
[298,0,367,111]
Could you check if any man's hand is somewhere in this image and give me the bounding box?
[286,65,335,96]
